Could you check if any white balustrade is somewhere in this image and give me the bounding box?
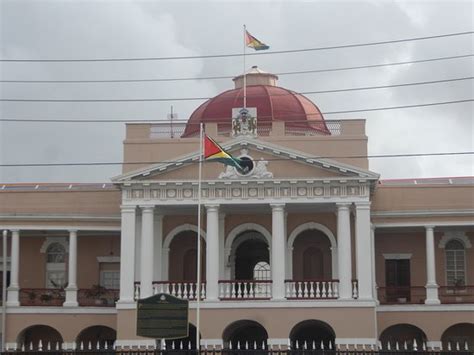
[135,281,206,300]
[285,280,340,299]
[218,280,272,299]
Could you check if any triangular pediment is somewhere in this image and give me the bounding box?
[112,137,379,183]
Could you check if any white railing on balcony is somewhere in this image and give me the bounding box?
[218,280,272,300]
[134,281,206,300]
[285,280,340,299]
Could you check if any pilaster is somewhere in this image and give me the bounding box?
[271,203,286,300]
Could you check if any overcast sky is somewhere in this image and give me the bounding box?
[0,0,472,183]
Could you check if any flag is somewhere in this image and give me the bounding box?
[204,135,247,173]
[245,30,270,51]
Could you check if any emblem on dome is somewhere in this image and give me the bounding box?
[232,107,257,138]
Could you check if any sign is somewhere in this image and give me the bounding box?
[137,293,189,339]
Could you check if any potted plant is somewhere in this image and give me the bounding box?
[85,284,108,305]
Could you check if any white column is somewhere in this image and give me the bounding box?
[371,224,378,303]
[271,203,286,300]
[118,206,136,304]
[153,213,164,282]
[140,205,154,298]
[218,213,226,280]
[206,204,220,300]
[336,203,352,300]
[64,229,78,307]
[7,229,20,306]
[425,226,440,304]
[355,202,373,300]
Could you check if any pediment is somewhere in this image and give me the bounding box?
[112,137,379,183]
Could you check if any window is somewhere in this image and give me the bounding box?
[253,261,270,281]
[99,262,120,289]
[46,243,66,288]
[46,243,66,263]
[445,240,466,286]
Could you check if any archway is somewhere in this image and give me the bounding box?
[168,230,206,282]
[223,320,268,349]
[76,325,116,349]
[288,223,337,279]
[235,236,269,280]
[165,323,199,350]
[379,324,427,350]
[289,320,335,349]
[18,325,63,350]
[441,323,474,350]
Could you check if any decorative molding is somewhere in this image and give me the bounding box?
[438,231,472,248]
[6,306,117,314]
[0,214,120,221]
[383,253,412,260]
[219,158,273,180]
[0,225,121,232]
[40,237,68,254]
[377,304,474,312]
[163,223,207,249]
[97,256,120,263]
[373,221,474,228]
[371,209,474,218]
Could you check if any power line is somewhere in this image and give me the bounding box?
[1,54,472,83]
[1,77,472,102]
[1,31,472,63]
[0,99,472,123]
[1,151,472,167]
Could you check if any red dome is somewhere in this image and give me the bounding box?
[183,85,329,137]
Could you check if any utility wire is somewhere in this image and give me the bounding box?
[1,77,472,102]
[1,152,472,167]
[1,54,472,83]
[0,99,472,122]
[1,31,472,62]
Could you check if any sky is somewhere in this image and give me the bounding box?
[0,0,473,183]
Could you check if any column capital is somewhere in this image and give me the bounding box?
[425,225,435,231]
[120,205,136,213]
[205,204,220,212]
[335,202,351,210]
[10,229,20,233]
[68,229,78,234]
[355,201,371,209]
[270,203,285,211]
[140,205,155,212]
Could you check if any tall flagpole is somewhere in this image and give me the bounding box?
[196,122,203,352]
[243,24,247,109]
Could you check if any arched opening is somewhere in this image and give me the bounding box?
[165,324,199,350]
[289,320,335,349]
[233,232,269,280]
[46,242,67,288]
[379,324,427,350]
[169,231,206,282]
[76,325,116,349]
[292,230,332,280]
[441,323,474,350]
[223,320,268,349]
[18,325,63,350]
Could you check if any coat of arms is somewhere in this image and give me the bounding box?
[232,108,257,137]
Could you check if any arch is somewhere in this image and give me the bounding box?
[76,325,116,349]
[438,231,472,249]
[287,222,338,279]
[163,224,207,249]
[379,324,427,350]
[441,323,474,350]
[225,223,272,251]
[289,319,335,350]
[222,319,268,349]
[17,324,63,350]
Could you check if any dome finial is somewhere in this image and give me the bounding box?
[233,66,278,88]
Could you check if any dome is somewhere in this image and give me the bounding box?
[183,66,329,137]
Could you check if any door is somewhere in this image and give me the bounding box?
[385,259,411,302]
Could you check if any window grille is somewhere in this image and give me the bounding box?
[253,261,270,281]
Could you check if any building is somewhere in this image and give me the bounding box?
[0,67,472,351]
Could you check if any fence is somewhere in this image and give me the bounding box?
[0,350,472,354]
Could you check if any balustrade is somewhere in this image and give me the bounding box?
[218,280,272,300]
[134,281,206,300]
[285,280,339,299]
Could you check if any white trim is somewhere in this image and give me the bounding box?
[163,223,207,249]
[97,256,121,263]
[438,231,472,248]
[374,221,474,228]
[287,222,338,279]
[377,304,474,312]
[383,253,412,260]
[40,237,68,253]
[267,338,289,346]
[335,338,378,345]
[6,306,117,314]
[115,340,155,349]
[201,339,223,347]
[0,225,121,231]
[371,210,474,218]
[0,214,120,221]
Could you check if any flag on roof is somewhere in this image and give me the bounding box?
[204,135,247,173]
[245,30,270,51]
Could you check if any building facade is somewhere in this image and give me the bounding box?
[0,68,472,351]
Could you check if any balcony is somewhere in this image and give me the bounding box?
[378,285,474,305]
[77,287,119,307]
[219,280,272,300]
[20,288,65,306]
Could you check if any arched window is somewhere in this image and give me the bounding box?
[46,243,66,288]
[46,243,66,263]
[253,261,270,281]
[445,240,466,286]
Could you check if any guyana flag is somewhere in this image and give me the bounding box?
[204,135,246,173]
[245,30,270,51]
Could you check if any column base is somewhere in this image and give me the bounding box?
[7,287,20,306]
[425,284,440,304]
[63,287,78,307]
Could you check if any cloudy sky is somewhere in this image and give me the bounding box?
[0,0,472,182]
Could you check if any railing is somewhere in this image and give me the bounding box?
[77,288,119,307]
[378,286,426,304]
[218,280,272,300]
[439,285,474,304]
[152,281,206,300]
[19,288,65,306]
[285,280,339,299]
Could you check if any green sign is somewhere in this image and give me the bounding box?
[137,293,189,339]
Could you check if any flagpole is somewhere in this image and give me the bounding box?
[196,122,203,353]
[243,24,247,109]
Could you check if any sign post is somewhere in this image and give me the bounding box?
[137,293,189,342]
